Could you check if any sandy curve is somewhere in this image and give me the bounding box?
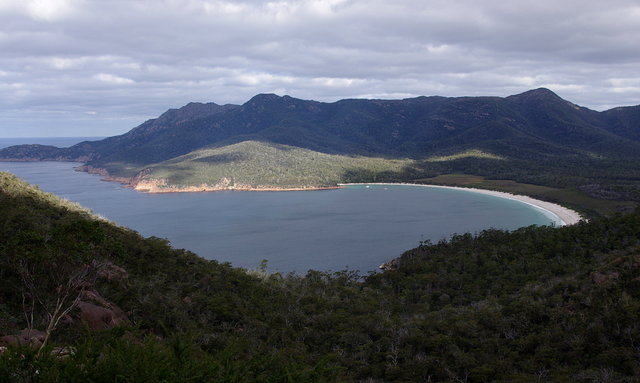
[339,183,583,226]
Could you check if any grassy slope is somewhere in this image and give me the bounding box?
[2,171,640,381]
[425,149,505,162]
[143,140,413,189]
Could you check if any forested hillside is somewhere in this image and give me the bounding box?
[2,172,640,381]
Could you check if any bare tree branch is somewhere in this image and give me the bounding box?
[17,258,104,355]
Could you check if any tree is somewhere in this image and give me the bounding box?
[19,257,103,355]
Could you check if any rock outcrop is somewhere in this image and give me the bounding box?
[0,328,46,348]
[97,261,129,282]
[76,290,130,330]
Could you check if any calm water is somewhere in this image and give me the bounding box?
[0,137,104,149]
[0,138,557,273]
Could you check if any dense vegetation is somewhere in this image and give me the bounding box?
[1,88,640,213]
[2,171,640,381]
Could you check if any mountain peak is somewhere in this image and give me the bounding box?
[505,88,572,109]
[244,93,316,111]
[155,101,236,124]
[509,88,561,100]
[246,93,283,104]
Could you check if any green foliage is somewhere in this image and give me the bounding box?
[0,336,334,383]
[3,171,640,381]
[144,140,412,189]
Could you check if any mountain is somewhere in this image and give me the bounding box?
[601,104,640,141]
[2,88,640,194]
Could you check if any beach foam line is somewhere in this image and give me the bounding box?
[338,183,583,226]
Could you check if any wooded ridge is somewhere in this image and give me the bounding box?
[2,166,640,381]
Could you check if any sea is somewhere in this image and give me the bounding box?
[0,137,558,274]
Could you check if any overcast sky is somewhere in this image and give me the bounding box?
[1,0,639,137]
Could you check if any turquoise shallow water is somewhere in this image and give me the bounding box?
[0,138,557,274]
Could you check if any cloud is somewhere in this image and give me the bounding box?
[93,73,135,85]
[0,0,639,136]
[0,0,78,21]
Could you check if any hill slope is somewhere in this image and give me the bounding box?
[2,172,640,381]
[133,140,413,191]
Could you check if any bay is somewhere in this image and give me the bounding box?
[0,138,557,274]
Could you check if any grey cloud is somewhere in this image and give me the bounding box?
[0,0,639,136]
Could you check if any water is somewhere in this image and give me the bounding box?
[0,138,557,274]
[0,137,104,149]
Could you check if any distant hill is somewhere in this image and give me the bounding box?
[2,88,640,196]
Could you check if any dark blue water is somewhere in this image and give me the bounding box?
[0,138,557,274]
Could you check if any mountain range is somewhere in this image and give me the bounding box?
[1,88,639,193]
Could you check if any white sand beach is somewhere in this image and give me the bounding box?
[339,183,583,226]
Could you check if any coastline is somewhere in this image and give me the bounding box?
[134,184,342,193]
[132,178,341,193]
[76,165,583,225]
[75,166,342,193]
[339,182,584,226]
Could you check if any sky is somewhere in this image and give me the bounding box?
[1,0,639,137]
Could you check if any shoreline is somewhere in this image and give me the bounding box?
[75,166,342,193]
[131,177,342,193]
[339,182,584,226]
[134,184,342,193]
[76,165,583,225]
